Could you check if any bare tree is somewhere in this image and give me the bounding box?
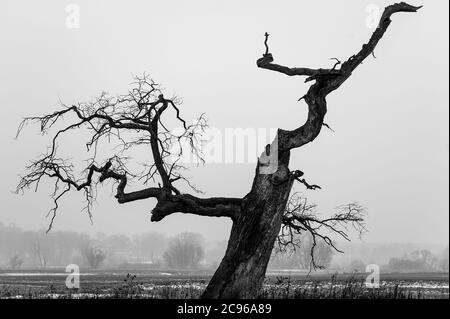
[295,235,335,270]
[270,233,335,270]
[32,235,48,269]
[163,232,205,269]
[81,244,106,269]
[440,246,449,272]
[16,3,421,298]
[9,254,24,270]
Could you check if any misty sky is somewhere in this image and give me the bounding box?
[0,0,448,245]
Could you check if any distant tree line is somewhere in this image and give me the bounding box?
[269,233,335,270]
[0,223,91,269]
[0,223,208,270]
[387,248,449,272]
[1,223,447,273]
[163,232,205,269]
[0,223,168,269]
[331,247,449,273]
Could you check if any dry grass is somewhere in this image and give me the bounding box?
[0,273,447,299]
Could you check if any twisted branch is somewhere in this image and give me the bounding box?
[16,74,240,230]
[257,2,422,152]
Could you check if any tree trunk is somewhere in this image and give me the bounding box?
[202,151,293,298]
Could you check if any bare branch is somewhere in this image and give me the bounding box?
[257,33,342,79]
[291,170,321,190]
[264,32,270,56]
[322,122,335,132]
[256,3,421,152]
[341,2,422,74]
[278,193,367,269]
[16,74,240,229]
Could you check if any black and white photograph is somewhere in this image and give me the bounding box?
[0,0,448,313]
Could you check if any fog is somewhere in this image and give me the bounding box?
[1,223,448,273]
[0,0,448,249]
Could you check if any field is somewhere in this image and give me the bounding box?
[0,269,448,299]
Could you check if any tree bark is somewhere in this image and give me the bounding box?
[202,151,294,298]
[202,82,326,299]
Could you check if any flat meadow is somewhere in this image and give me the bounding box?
[0,269,448,299]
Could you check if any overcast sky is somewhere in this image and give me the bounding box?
[0,0,448,245]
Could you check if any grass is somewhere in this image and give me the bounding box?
[260,274,426,299]
[0,272,448,299]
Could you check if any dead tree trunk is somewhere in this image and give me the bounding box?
[202,2,421,298]
[203,152,293,298]
[202,79,328,298]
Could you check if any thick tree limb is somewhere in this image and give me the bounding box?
[340,2,423,74]
[257,2,421,152]
[151,194,242,222]
[257,52,341,79]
